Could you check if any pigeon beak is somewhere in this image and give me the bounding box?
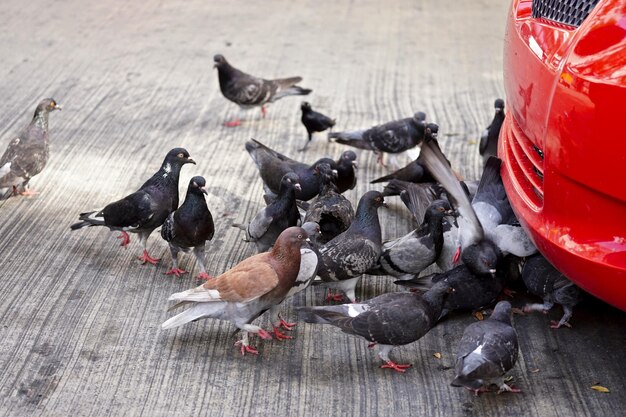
[382,202,389,208]
[199,186,208,195]
[305,238,311,242]
[332,169,338,178]
[445,209,456,216]
[54,104,63,111]
[186,158,196,165]
[431,133,438,139]
[489,268,497,275]
[294,183,302,192]
[351,161,358,170]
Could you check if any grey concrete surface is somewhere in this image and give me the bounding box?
[0,0,625,416]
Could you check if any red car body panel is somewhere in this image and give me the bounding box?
[500,0,626,311]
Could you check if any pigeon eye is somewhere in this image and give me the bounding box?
[297,234,303,239]
[177,153,185,158]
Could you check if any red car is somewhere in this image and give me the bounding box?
[499,0,626,311]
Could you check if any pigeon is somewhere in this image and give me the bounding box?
[381,180,443,223]
[162,226,308,355]
[71,148,195,265]
[245,139,354,201]
[396,240,503,313]
[479,98,505,166]
[370,159,432,184]
[213,54,311,127]
[160,176,215,280]
[297,281,453,372]
[471,157,537,257]
[232,172,301,252]
[521,254,580,329]
[369,199,454,280]
[334,150,358,194]
[0,98,62,199]
[451,300,520,395]
[299,102,336,152]
[266,221,321,337]
[303,162,354,244]
[316,191,387,303]
[329,112,429,167]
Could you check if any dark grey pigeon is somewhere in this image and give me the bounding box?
[521,254,580,329]
[396,240,503,313]
[452,300,520,395]
[371,159,433,184]
[382,180,443,223]
[315,191,387,303]
[160,176,215,280]
[479,98,505,166]
[213,54,311,127]
[0,98,62,199]
[334,150,358,194]
[232,172,301,252]
[299,102,336,152]
[267,221,321,338]
[329,112,429,167]
[303,163,354,243]
[71,148,195,265]
[297,281,452,372]
[245,139,351,201]
[369,200,454,280]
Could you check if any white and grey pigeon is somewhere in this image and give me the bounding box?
[452,300,521,395]
[162,227,308,356]
[368,199,454,280]
[329,113,430,167]
[297,281,453,372]
[479,98,505,167]
[266,221,321,338]
[160,176,215,280]
[232,172,301,252]
[0,98,62,199]
[213,54,311,127]
[315,191,387,303]
[70,148,195,265]
[521,253,580,329]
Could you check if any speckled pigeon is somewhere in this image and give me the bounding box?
[369,200,454,280]
[70,148,195,265]
[213,54,311,127]
[329,113,429,167]
[232,172,301,252]
[299,102,336,152]
[452,300,520,395]
[521,253,580,329]
[245,139,354,201]
[303,162,354,243]
[315,191,387,303]
[0,98,62,199]
[162,227,308,355]
[160,176,215,280]
[479,98,505,166]
[297,281,453,372]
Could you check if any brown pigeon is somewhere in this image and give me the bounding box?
[162,226,308,355]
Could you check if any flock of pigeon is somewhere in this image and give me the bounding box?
[0,54,582,396]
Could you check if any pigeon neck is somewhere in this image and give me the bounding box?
[153,160,185,187]
[351,201,381,242]
[217,63,237,86]
[423,211,446,254]
[490,307,512,325]
[422,287,448,320]
[319,175,338,195]
[270,239,301,275]
[32,109,50,131]
[180,190,209,214]
[276,182,297,203]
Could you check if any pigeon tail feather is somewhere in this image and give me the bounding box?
[161,303,225,330]
[451,375,483,390]
[273,85,312,101]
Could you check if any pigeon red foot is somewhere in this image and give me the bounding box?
[165,268,188,277]
[277,314,296,331]
[235,341,260,356]
[550,320,572,329]
[272,326,293,340]
[138,250,160,265]
[453,246,461,264]
[325,289,345,302]
[196,272,213,281]
[224,119,242,127]
[261,106,267,118]
[380,361,412,373]
[117,232,131,247]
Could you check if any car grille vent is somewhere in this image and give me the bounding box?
[502,117,545,210]
[532,0,600,27]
